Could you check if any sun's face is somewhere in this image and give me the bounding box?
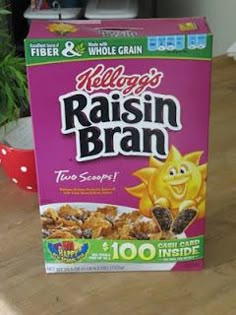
[149,157,202,202]
[126,146,207,217]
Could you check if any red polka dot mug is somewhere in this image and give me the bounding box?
[0,117,37,192]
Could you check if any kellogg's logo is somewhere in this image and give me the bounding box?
[76,64,164,95]
[59,64,182,162]
[48,241,89,263]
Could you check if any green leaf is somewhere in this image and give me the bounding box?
[0,9,10,15]
[0,50,29,126]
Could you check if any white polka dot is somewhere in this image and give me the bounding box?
[12,178,18,183]
[1,148,7,155]
[26,186,33,190]
[20,166,28,172]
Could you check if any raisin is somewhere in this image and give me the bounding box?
[172,208,197,234]
[152,207,173,232]
[42,229,51,238]
[64,215,78,221]
[132,232,150,240]
[105,215,115,226]
[82,228,92,239]
[77,212,89,222]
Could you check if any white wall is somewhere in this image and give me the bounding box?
[157,0,236,56]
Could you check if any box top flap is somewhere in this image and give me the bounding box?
[27,17,211,39]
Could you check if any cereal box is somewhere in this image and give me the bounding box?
[25,18,212,272]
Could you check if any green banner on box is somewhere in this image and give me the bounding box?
[25,36,212,66]
[43,236,204,264]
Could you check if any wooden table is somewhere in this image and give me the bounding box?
[0,56,235,315]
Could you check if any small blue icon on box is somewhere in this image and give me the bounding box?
[188,34,207,50]
[157,36,167,51]
[197,34,207,49]
[166,36,176,51]
[176,35,185,50]
[148,37,158,51]
[188,35,198,49]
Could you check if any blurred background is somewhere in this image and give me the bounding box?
[2,0,236,56]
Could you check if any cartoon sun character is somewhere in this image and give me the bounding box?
[126,146,207,219]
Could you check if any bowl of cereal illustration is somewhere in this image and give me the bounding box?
[40,202,188,240]
[0,117,37,192]
[40,203,163,240]
[40,203,187,271]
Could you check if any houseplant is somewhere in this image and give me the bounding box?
[0,6,29,126]
[0,5,37,192]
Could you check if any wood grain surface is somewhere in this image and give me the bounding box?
[0,56,235,315]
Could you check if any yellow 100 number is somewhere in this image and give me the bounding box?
[111,242,156,261]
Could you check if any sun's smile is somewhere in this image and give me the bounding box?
[166,176,189,199]
[170,183,186,199]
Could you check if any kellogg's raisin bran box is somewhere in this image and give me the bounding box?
[25,18,212,273]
